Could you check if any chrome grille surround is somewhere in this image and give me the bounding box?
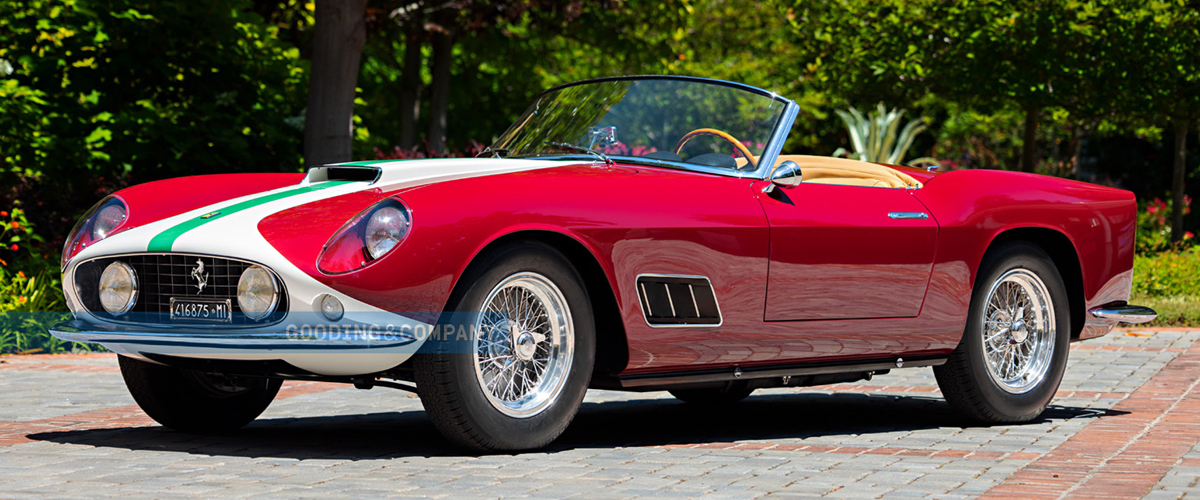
[72,253,289,327]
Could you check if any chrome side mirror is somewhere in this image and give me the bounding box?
[764,160,802,193]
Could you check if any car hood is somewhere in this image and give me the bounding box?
[78,158,581,262]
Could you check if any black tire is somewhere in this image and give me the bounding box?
[413,241,596,451]
[118,355,281,432]
[934,242,1071,424]
[669,382,754,405]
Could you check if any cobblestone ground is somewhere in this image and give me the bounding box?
[1,328,1198,499]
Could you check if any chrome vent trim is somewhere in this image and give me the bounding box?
[636,274,722,327]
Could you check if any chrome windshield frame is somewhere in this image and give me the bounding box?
[497,75,800,181]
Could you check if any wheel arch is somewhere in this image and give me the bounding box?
[450,229,629,378]
[982,227,1085,340]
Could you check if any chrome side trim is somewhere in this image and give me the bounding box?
[635,273,723,328]
[617,355,948,388]
[1088,304,1157,324]
[888,212,929,219]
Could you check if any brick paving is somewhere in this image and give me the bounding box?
[0,329,1197,499]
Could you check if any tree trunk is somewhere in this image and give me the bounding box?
[1171,119,1189,242]
[303,0,368,167]
[397,19,423,149]
[1021,106,1040,172]
[426,14,456,155]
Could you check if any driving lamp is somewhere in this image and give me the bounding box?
[98,262,138,315]
[237,265,279,321]
[319,294,344,321]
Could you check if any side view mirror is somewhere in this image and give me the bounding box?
[764,160,802,193]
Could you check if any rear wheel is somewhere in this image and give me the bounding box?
[934,242,1070,423]
[414,242,595,451]
[118,355,281,432]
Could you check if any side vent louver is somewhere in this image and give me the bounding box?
[636,275,722,327]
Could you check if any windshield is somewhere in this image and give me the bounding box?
[493,77,790,174]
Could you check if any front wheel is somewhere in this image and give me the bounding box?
[414,242,595,451]
[934,242,1071,424]
[118,355,281,432]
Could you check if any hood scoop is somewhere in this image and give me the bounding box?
[304,165,381,184]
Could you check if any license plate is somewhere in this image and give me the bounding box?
[169,297,232,323]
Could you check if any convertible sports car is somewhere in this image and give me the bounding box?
[53,76,1156,451]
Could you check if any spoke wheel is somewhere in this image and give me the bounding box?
[414,242,595,451]
[934,242,1070,424]
[980,269,1056,394]
[474,272,574,418]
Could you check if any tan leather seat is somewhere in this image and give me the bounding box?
[739,155,922,189]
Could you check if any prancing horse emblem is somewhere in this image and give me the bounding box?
[191,259,208,293]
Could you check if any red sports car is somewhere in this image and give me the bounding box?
[53,76,1155,451]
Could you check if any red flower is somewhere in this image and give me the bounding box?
[9,244,16,251]
[0,211,6,217]
[1147,205,1158,214]
[1186,231,1195,240]
[10,222,18,230]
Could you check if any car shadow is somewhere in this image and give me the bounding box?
[27,391,1115,459]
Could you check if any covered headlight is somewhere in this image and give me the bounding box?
[237,265,279,321]
[91,203,127,240]
[318,198,411,274]
[63,196,130,269]
[98,262,138,315]
[365,206,408,259]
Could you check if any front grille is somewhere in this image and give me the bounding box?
[74,253,288,327]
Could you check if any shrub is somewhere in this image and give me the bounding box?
[0,206,92,354]
[1137,197,1194,255]
[373,140,487,160]
[1133,246,1200,299]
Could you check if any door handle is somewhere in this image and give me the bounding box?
[888,212,929,219]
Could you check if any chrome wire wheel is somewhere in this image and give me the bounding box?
[981,268,1056,394]
[473,272,574,418]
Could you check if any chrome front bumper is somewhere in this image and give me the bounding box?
[50,319,425,376]
[1088,304,1158,324]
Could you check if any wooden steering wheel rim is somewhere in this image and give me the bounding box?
[673,128,757,169]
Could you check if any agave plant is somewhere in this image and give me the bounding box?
[833,103,938,168]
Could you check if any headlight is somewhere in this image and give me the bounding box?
[63,196,130,269]
[365,206,408,259]
[91,203,127,240]
[98,262,138,315]
[237,265,279,321]
[318,198,411,274]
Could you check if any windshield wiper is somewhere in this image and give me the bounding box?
[475,147,509,158]
[544,141,613,166]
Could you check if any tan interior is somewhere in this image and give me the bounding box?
[735,155,922,189]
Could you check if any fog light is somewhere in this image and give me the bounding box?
[237,265,279,321]
[98,262,138,315]
[320,294,344,321]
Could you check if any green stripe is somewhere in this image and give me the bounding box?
[147,181,353,252]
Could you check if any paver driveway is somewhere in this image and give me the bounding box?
[1,329,1198,499]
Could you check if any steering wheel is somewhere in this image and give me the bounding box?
[673,128,757,169]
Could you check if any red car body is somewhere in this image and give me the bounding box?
[90,158,1136,384]
[53,76,1153,449]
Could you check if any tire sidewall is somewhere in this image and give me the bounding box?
[962,243,1071,421]
[434,242,595,449]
